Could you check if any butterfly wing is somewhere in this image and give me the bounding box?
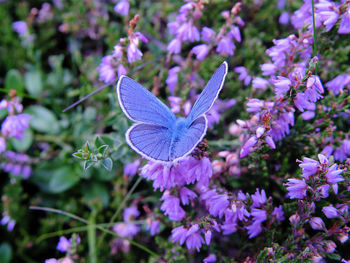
[117,76,176,128]
[126,123,173,162]
[187,62,228,123]
[169,116,207,161]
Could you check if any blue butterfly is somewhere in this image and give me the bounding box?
[116,61,228,164]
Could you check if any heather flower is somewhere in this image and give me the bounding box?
[191,44,209,61]
[265,136,276,149]
[167,38,181,54]
[146,219,160,236]
[160,194,186,221]
[183,157,212,186]
[177,22,200,42]
[117,64,127,77]
[216,35,235,56]
[185,231,204,251]
[252,77,269,90]
[338,10,350,34]
[203,254,217,263]
[57,236,71,252]
[319,10,339,31]
[294,92,314,112]
[299,157,318,178]
[279,12,290,25]
[37,3,53,23]
[12,21,27,36]
[272,205,285,222]
[251,189,267,208]
[261,63,276,76]
[317,184,330,199]
[325,75,348,95]
[123,206,139,222]
[113,223,140,238]
[251,208,267,223]
[0,137,6,153]
[285,178,307,199]
[246,221,263,238]
[234,66,251,86]
[1,114,32,140]
[325,164,344,184]
[179,187,197,205]
[305,75,324,102]
[114,0,130,16]
[204,230,212,245]
[271,76,291,95]
[240,136,257,158]
[97,55,116,84]
[309,217,325,230]
[1,215,16,232]
[201,27,216,43]
[171,226,187,245]
[322,205,338,219]
[127,43,143,63]
[123,159,140,176]
[166,67,181,94]
[201,190,229,218]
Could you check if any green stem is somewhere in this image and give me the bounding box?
[311,0,318,74]
[96,176,143,251]
[88,212,97,263]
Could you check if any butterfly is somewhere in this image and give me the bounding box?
[116,61,228,164]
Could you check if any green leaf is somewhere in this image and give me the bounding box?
[101,158,113,171]
[49,166,79,193]
[84,160,94,170]
[10,129,33,152]
[5,69,24,93]
[97,145,109,157]
[0,243,12,263]
[24,70,43,96]
[94,136,105,148]
[25,105,60,134]
[326,253,341,261]
[72,152,83,159]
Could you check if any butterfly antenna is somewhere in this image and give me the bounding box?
[62,83,110,112]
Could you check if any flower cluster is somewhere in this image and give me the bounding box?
[45,235,81,263]
[97,14,148,84]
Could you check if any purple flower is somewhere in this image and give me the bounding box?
[309,217,325,230]
[12,21,28,36]
[1,215,16,232]
[338,10,350,34]
[285,179,307,199]
[251,208,267,223]
[252,77,269,90]
[246,221,263,238]
[117,64,127,77]
[123,159,140,176]
[201,190,229,218]
[305,75,324,102]
[179,187,197,205]
[317,184,330,199]
[325,164,344,184]
[167,38,182,55]
[234,66,251,86]
[201,27,216,43]
[146,220,160,236]
[114,0,130,16]
[204,230,212,245]
[182,157,212,186]
[186,231,204,252]
[1,114,32,140]
[97,55,116,84]
[0,137,6,153]
[171,226,187,245]
[240,136,257,158]
[177,22,200,42]
[294,92,314,112]
[123,206,139,222]
[191,44,209,61]
[271,76,291,95]
[57,236,71,252]
[322,205,338,219]
[298,157,318,178]
[113,223,140,238]
[127,43,143,63]
[251,189,267,208]
[265,136,276,149]
[319,11,339,31]
[325,75,347,95]
[216,35,235,56]
[261,63,276,76]
[203,254,217,263]
[166,67,181,94]
[272,205,285,222]
[279,12,290,25]
[160,194,186,221]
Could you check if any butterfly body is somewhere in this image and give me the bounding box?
[117,62,228,164]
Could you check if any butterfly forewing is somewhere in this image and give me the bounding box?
[187,62,228,123]
[170,116,207,160]
[126,123,172,162]
[117,76,176,128]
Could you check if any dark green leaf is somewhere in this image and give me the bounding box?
[5,69,24,93]
[0,243,12,263]
[24,70,43,96]
[49,166,79,193]
[84,160,94,170]
[97,145,109,156]
[101,158,113,171]
[25,105,60,134]
[10,129,33,152]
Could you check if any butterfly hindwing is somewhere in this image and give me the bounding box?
[187,62,228,123]
[126,123,172,162]
[170,116,207,160]
[117,76,176,128]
